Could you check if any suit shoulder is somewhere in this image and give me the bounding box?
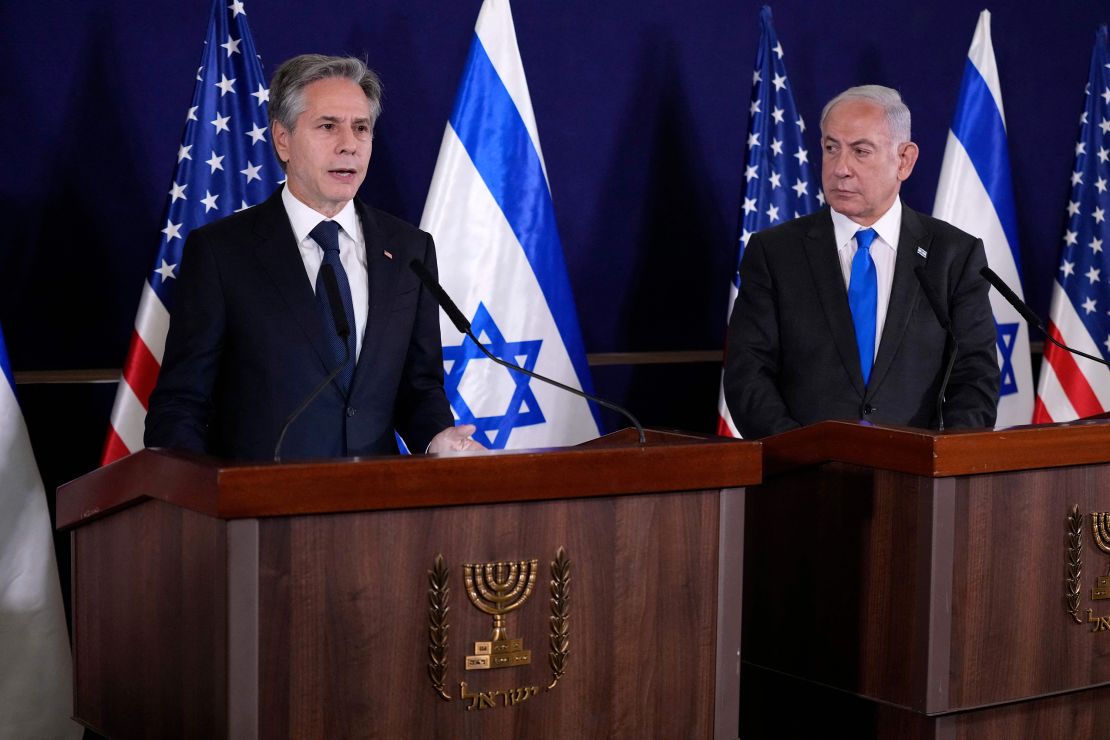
[748,209,828,252]
[360,204,431,243]
[909,208,980,246]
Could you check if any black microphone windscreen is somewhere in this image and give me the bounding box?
[409,259,471,333]
[979,265,1044,331]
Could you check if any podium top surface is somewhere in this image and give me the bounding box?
[761,417,1110,478]
[57,428,760,530]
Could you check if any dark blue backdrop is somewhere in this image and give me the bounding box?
[1,0,1106,483]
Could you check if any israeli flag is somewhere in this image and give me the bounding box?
[933,9,1033,427]
[420,0,601,449]
[0,324,80,739]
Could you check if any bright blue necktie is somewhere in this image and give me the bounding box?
[848,227,878,385]
[310,220,356,395]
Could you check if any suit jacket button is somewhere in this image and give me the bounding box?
[346,406,357,417]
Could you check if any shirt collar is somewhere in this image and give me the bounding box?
[831,197,902,252]
[281,185,359,245]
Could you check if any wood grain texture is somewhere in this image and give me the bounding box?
[72,499,228,739]
[254,491,721,739]
[741,663,1110,739]
[761,418,1110,478]
[64,431,748,739]
[57,430,761,527]
[744,420,1110,736]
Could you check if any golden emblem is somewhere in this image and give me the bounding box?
[463,559,538,670]
[1091,513,1110,600]
[426,549,572,707]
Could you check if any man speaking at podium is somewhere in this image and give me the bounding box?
[724,85,999,439]
[145,54,478,459]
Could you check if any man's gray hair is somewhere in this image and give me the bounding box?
[820,85,912,144]
[268,53,383,142]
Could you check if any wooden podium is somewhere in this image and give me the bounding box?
[57,430,759,740]
[739,419,1110,738]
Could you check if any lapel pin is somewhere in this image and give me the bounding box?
[916,246,928,259]
[383,250,393,260]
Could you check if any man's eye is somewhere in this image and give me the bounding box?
[320,123,334,130]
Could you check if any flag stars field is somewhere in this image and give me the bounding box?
[103,0,284,463]
[215,73,236,96]
[716,5,818,437]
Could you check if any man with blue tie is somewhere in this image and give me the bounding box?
[146,54,478,459]
[724,85,999,439]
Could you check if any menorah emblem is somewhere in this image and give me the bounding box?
[462,559,538,670]
[1091,513,1110,600]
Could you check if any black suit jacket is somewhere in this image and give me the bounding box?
[724,204,999,439]
[145,188,453,460]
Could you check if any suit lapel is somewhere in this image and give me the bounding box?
[804,209,866,397]
[351,202,403,391]
[868,205,931,395]
[252,189,335,374]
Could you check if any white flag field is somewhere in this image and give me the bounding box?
[933,9,1034,427]
[0,324,80,739]
[421,0,601,450]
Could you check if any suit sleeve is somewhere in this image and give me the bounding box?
[393,232,455,452]
[144,229,225,453]
[723,234,802,438]
[941,237,999,429]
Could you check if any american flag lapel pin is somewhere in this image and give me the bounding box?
[383,249,393,260]
[916,246,928,259]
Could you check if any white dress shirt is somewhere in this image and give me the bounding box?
[831,198,903,359]
[281,187,369,359]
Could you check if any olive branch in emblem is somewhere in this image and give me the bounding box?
[1067,506,1083,624]
[547,547,571,690]
[428,555,452,700]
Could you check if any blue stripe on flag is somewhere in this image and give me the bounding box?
[448,33,598,412]
[950,59,1022,274]
[0,323,13,389]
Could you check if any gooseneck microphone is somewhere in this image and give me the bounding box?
[980,266,1110,368]
[409,259,647,445]
[914,265,959,432]
[273,264,353,462]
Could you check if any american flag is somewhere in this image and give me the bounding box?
[716,5,819,437]
[1034,25,1110,423]
[101,0,283,464]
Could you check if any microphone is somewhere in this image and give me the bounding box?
[914,266,959,432]
[273,264,354,461]
[409,259,647,445]
[980,266,1109,368]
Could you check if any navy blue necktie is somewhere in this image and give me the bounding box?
[848,228,878,385]
[310,220,356,395]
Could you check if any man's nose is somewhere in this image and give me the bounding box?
[336,127,357,153]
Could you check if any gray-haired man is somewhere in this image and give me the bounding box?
[724,85,999,439]
[147,54,478,459]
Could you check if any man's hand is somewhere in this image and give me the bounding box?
[427,424,482,453]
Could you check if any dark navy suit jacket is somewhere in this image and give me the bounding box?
[724,204,999,439]
[145,187,453,460]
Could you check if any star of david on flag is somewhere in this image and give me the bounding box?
[442,304,545,448]
[933,9,1033,427]
[717,5,819,437]
[421,0,600,450]
[102,0,283,464]
[1034,24,1110,422]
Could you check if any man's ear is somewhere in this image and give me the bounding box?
[272,121,290,164]
[896,141,919,182]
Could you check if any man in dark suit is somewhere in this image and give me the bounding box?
[724,85,999,439]
[145,54,477,460]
